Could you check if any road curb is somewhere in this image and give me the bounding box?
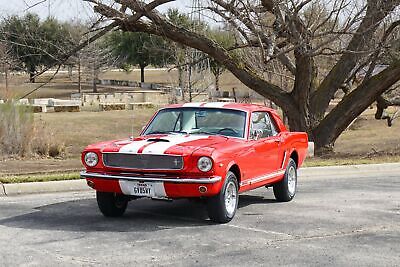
[299,162,400,177]
[1,163,399,196]
[1,179,89,196]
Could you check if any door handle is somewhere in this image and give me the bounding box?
[273,138,282,144]
[262,138,281,144]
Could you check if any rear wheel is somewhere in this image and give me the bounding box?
[96,191,128,217]
[273,158,297,202]
[207,171,238,223]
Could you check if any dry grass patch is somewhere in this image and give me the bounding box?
[334,109,400,156]
[37,108,157,158]
[0,102,65,159]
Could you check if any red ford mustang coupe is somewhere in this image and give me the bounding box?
[81,102,308,223]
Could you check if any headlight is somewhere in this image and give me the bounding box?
[84,152,98,167]
[197,156,213,172]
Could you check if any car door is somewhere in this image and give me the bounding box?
[249,111,282,179]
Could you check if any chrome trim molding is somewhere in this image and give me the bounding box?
[240,170,286,186]
[281,150,287,169]
[81,171,221,184]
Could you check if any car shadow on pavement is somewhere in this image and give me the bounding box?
[238,194,277,209]
[0,194,278,232]
[0,198,212,233]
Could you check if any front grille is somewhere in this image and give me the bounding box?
[102,153,184,170]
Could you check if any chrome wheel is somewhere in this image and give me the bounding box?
[287,166,297,196]
[273,158,297,202]
[224,180,238,217]
[207,171,238,223]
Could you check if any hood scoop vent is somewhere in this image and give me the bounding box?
[147,138,170,142]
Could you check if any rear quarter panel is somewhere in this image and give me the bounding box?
[280,132,309,168]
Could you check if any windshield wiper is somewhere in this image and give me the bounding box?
[147,130,188,135]
[146,131,169,135]
[192,131,217,135]
[170,130,189,134]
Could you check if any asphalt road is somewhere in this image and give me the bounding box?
[0,166,399,266]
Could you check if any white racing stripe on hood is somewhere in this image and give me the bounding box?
[119,139,150,154]
[141,134,209,154]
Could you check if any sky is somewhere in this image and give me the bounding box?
[0,0,189,22]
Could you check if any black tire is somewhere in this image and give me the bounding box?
[273,158,297,202]
[96,191,128,217]
[207,171,239,223]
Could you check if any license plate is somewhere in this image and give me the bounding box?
[129,181,154,197]
[119,180,166,198]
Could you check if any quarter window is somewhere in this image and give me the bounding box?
[250,112,279,139]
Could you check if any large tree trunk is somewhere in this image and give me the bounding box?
[313,64,400,152]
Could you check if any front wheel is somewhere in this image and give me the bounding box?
[273,158,297,202]
[96,191,128,217]
[207,171,239,223]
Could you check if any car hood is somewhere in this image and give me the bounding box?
[96,134,229,156]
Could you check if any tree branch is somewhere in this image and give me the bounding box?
[310,0,400,118]
[313,63,400,147]
[91,0,293,108]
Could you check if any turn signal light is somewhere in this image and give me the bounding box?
[87,180,95,189]
[199,186,207,193]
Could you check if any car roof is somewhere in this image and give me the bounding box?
[165,102,274,113]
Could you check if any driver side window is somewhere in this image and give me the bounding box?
[250,112,278,140]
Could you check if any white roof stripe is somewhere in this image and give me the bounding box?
[182,102,228,108]
[182,102,204,107]
[203,102,226,108]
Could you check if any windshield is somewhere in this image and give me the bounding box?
[143,108,247,138]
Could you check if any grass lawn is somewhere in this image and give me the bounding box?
[0,172,80,184]
[36,109,157,157]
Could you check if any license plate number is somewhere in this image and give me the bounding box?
[130,182,154,197]
[119,180,166,198]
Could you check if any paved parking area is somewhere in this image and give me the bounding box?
[0,166,399,266]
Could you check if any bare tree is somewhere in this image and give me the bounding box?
[0,43,11,97]
[82,0,400,153]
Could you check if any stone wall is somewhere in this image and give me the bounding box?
[82,91,170,107]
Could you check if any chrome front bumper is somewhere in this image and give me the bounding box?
[80,171,222,184]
